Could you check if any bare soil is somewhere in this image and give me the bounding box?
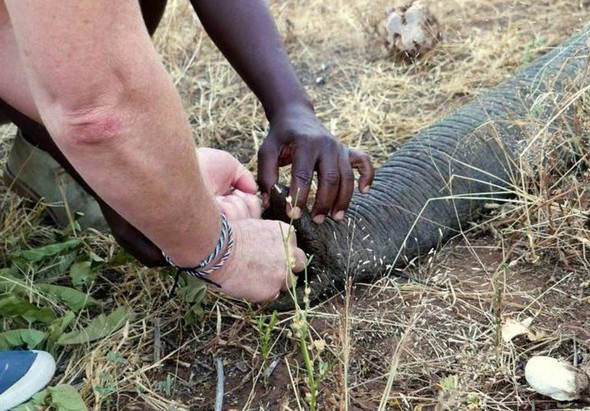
[113,233,590,410]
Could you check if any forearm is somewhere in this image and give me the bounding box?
[191,0,313,121]
[5,0,220,267]
[55,80,220,267]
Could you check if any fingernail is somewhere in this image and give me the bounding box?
[333,210,345,221]
[362,185,371,194]
[313,214,325,224]
[288,206,302,219]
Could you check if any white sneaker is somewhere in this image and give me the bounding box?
[0,350,56,411]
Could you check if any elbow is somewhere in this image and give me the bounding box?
[43,69,139,148]
[50,104,128,148]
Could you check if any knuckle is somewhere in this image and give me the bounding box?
[319,136,339,151]
[323,170,340,187]
[342,167,355,182]
[262,290,278,302]
[294,169,314,186]
[351,150,369,162]
[258,142,275,157]
[223,209,237,220]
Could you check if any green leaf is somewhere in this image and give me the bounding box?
[89,252,106,263]
[0,273,96,314]
[177,274,207,304]
[0,270,29,295]
[0,329,47,350]
[46,311,76,354]
[11,239,81,263]
[109,249,135,266]
[0,294,56,324]
[105,351,126,364]
[44,251,78,279]
[57,307,131,345]
[13,403,41,411]
[47,384,88,411]
[69,260,96,287]
[13,389,49,410]
[177,274,207,325]
[37,284,98,312]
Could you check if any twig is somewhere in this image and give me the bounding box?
[574,336,579,367]
[378,311,419,411]
[153,317,161,363]
[214,357,224,411]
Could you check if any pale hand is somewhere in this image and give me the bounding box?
[196,148,262,219]
[207,218,307,303]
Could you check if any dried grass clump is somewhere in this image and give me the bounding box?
[484,75,590,271]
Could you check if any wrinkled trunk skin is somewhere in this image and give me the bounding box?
[265,25,590,310]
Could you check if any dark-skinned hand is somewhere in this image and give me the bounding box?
[258,104,375,223]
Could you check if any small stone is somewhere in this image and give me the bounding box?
[315,76,326,86]
[525,356,590,401]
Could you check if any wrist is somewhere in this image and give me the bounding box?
[266,99,315,124]
[163,213,234,288]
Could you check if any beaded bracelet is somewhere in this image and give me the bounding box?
[163,214,234,297]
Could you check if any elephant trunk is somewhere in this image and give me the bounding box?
[266,25,590,309]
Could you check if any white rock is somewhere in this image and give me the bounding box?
[501,317,535,343]
[525,356,589,401]
[385,1,440,59]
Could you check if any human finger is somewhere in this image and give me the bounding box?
[281,246,306,292]
[232,162,258,195]
[289,149,318,218]
[350,149,375,194]
[257,142,279,208]
[287,225,306,273]
[331,147,354,221]
[291,247,307,273]
[311,153,340,224]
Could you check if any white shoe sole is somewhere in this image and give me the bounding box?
[0,351,56,411]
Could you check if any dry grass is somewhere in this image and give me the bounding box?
[1,0,590,410]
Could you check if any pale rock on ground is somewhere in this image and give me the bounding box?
[385,1,441,59]
[524,356,590,402]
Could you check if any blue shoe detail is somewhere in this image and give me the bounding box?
[0,351,37,395]
[0,350,56,411]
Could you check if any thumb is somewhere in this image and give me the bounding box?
[281,246,306,292]
[232,163,258,195]
[291,247,307,273]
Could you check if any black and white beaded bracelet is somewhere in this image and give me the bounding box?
[164,213,234,296]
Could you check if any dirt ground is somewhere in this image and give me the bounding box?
[114,234,590,410]
[1,0,590,410]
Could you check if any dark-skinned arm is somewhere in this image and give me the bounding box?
[191,0,374,224]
